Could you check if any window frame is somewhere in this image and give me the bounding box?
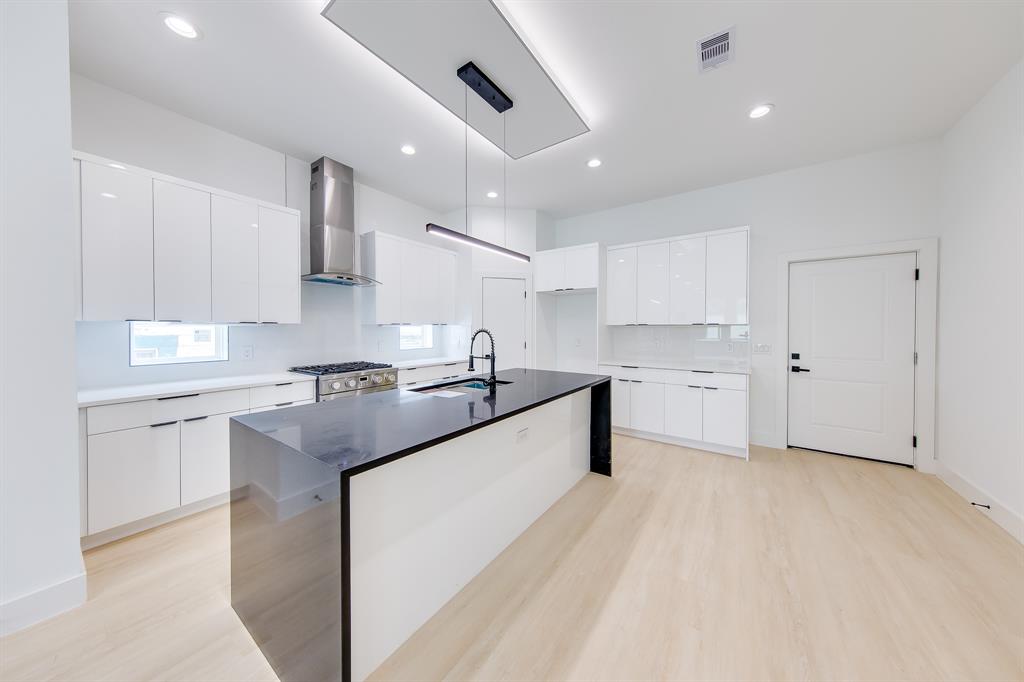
[398,324,435,351]
[129,321,230,367]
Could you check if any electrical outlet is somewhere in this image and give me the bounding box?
[752,343,772,354]
[240,345,255,361]
[377,339,384,352]
[575,337,582,347]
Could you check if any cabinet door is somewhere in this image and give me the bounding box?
[706,231,748,325]
[370,233,403,324]
[211,195,259,323]
[629,381,665,433]
[665,384,702,440]
[636,242,670,324]
[258,206,301,323]
[611,378,631,428]
[606,247,637,325]
[80,161,154,321]
[702,387,747,448]
[564,244,599,289]
[438,250,458,324]
[154,180,211,322]
[400,241,438,323]
[669,237,707,325]
[180,410,248,506]
[87,422,180,533]
[534,250,565,292]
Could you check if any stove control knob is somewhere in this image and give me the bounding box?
[372,374,384,385]
[386,373,397,384]
[330,381,342,390]
[344,378,357,389]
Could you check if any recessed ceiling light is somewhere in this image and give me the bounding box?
[486,191,498,199]
[161,13,199,39]
[749,103,774,119]
[100,192,118,199]
[400,144,416,155]
[587,158,602,168]
[107,163,126,170]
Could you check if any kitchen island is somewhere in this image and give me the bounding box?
[229,368,611,682]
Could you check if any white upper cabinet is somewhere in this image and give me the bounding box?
[362,231,458,325]
[154,180,212,322]
[535,243,600,292]
[80,161,154,321]
[258,206,301,324]
[669,236,706,325]
[636,242,670,324]
[606,247,637,324]
[438,250,458,324]
[76,154,301,324]
[706,231,748,325]
[211,195,259,323]
[534,250,565,292]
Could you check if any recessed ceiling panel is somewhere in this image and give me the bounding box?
[320,0,589,159]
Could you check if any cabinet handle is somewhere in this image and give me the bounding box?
[262,321,279,325]
[275,382,293,386]
[692,322,705,325]
[616,378,630,382]
[124,318,148,322]
[150,421,177,428]
[631,380,642,383]
[692,370,714,374]
[159,319,183,323]
[239,321,258,324]
[621,365,639,369]
[157,393,199,401]
[444,362,459,367]
[638,323,649,326]
[704,386,719,391]
[183,416,208,422]
[275,402,294,407]
[687,384,701,389]
[565,287,575,291]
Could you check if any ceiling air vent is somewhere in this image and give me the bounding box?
[698,28,733,71]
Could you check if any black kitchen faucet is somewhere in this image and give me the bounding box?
[468,328,497,387]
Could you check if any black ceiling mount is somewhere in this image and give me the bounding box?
[457,61,513,113]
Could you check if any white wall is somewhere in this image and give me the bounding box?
[0,0,87,635]
[937,59,1023,531]
[555,141,943,447]
[71,76,470,389]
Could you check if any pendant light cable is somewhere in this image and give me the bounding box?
[464,84,469,237]
[503,111,508,249]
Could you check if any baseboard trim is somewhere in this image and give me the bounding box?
[0,571,86,637]
[613,427,748,459]
[81,493,229,550]
[935,461,1023,544]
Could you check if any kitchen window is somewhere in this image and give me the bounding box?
[130,322,229,366]
[399,325,434,351]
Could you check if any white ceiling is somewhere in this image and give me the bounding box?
[69,1,1024,219]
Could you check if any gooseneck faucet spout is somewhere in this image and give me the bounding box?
[468,328,497,387]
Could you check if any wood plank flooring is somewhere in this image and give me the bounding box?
[2,436,1021,681]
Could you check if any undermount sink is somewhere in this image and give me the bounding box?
[411,378,513,394]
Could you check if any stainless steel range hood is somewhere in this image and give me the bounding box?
[303,156,378,286]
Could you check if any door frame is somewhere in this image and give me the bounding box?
[474,272,533,369]
[774,238,938,472]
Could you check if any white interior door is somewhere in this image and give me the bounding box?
[788,253,917,465]
[480,277,526,370]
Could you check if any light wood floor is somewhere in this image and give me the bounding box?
[2,436,1021,681]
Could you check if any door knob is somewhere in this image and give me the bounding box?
[791,366,810,373]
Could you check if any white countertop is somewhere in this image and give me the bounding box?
[599,359,751,375]
[77,372,315,408]
[389,356,468,370]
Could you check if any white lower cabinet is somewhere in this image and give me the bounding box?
[180,410,248,506]
[665,384,703,440]
[87,422,181,534]
[601,364,748,456]
[611,379,631,428]
[701,387,747,448]
[629,381,665,433]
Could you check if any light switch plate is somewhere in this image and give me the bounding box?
[240,345,255,361]
[752,343,771,354]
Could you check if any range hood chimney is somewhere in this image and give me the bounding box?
[303,156,377,286]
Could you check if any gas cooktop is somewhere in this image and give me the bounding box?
[289,361,392,376]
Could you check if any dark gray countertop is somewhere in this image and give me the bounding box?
[233,368,610,476]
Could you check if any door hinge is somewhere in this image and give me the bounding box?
[523,341,527,349]
[912,436,917,448]
[914,351,918,365]
[524,291,527,298]
[914,268,920,281]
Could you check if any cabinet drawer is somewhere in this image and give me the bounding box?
[250,381,314,408]
[598,365,669,384]
[688,372,747,390]
[87,422,181,533]
[399,362,469,385]
[86,388,250,435]
[181,410,248,506]
[250,399,314,414]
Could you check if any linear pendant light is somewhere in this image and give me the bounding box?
[426,62,530,263]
